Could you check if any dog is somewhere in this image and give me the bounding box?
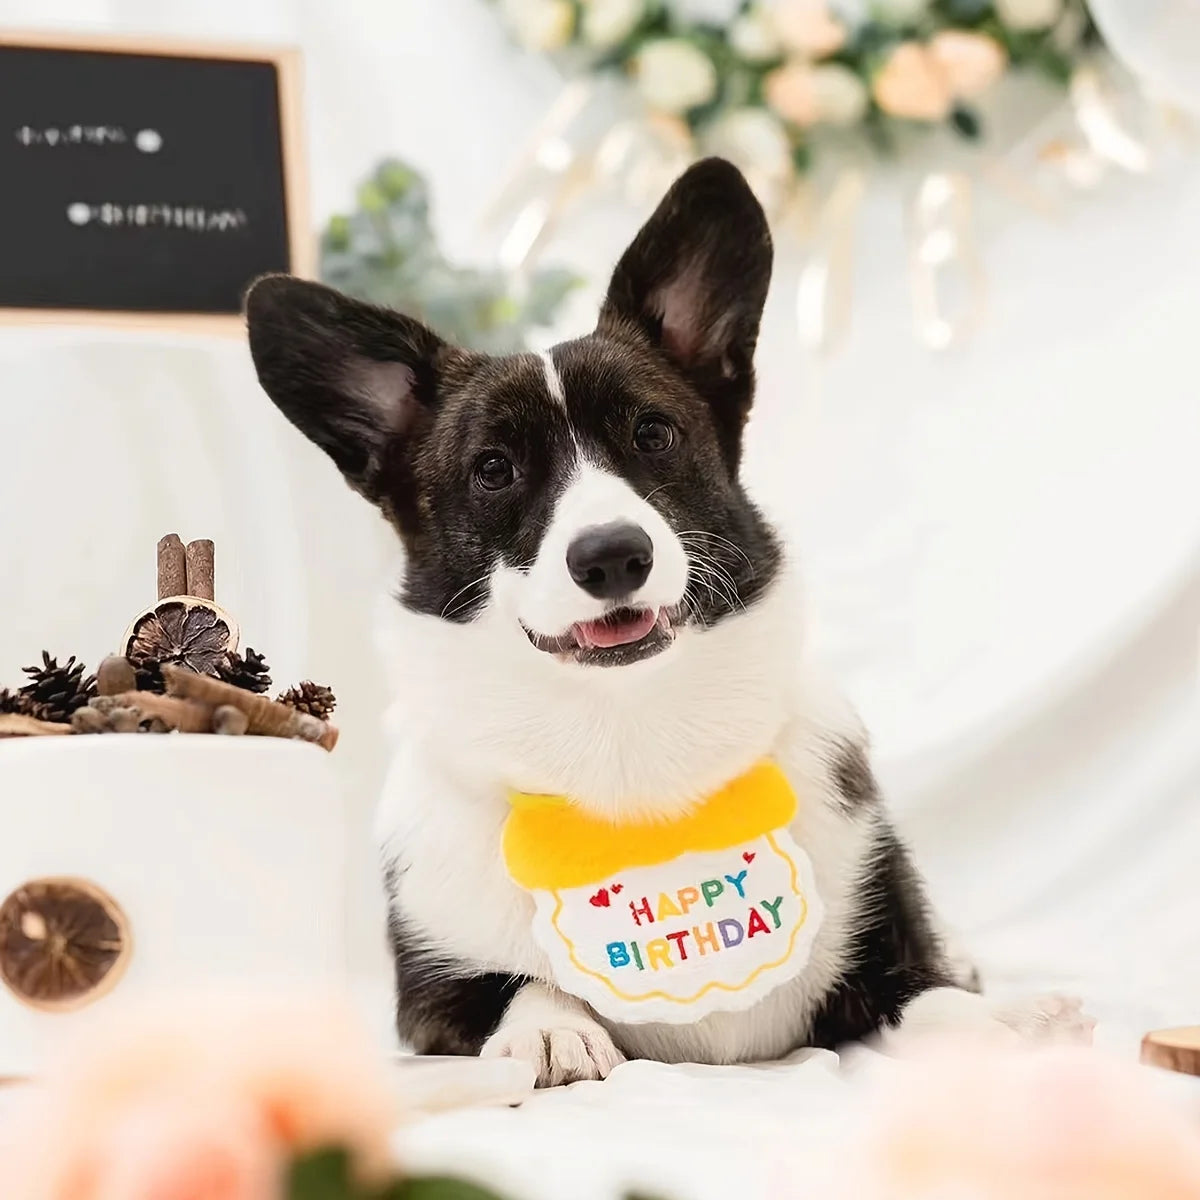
[245,159,1090,1086]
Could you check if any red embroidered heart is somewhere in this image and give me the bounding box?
[743,851,756,864]
[610,883,624,894]
[589,888,610,908]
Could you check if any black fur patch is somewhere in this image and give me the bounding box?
[388,912,526,1055]
[804,825,952,1049]
[829,738,882,814]
[244,158,780,633]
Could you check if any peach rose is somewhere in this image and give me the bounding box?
[0,991,402,1200]
[856,1045,1200,1200]
[90,1091,278,1200]
[872,42,952,121]
[772,0,846,59]
[929,30,1008,99]
[764,60,818,126]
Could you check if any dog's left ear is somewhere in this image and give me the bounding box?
[598,157,772,399]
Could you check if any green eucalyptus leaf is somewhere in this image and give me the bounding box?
[357,181,388,214]
[385,1176,511,1200]
[377,159,417,199]
[286,1147,355,1200]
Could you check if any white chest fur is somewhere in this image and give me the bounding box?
[378,716,873,1065]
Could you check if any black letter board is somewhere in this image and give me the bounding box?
[0,31,310,330]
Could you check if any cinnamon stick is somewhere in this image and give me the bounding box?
[0,714,72,737]
[212,705,249,736]
[157,535,187,599]
[161,665,337,751]
[112,691,214,734]
[185,540,215,601]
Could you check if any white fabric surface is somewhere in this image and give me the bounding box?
[1,2,1198,1190]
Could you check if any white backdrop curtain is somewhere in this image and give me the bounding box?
[0,0,1196,1021]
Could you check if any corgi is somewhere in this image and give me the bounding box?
[246,159,1090,1085]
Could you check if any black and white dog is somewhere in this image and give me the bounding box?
[246,159,1088,1085]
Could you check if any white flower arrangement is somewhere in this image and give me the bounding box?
[494,0,1101,181]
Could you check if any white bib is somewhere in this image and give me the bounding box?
[503,761,823,1025]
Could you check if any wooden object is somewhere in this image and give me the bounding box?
[212,705,249,736]
[96,655,137,697]
[111,692,214,734]
[0,878,131,1011]
[1141,1027,1200,1076]
[0,30,311,333]
[0,714,71,738]
[162,665,338,751]
[185,539,215,601]
[156,535,187,600]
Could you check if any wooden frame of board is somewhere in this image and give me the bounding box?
[0,29,312,334]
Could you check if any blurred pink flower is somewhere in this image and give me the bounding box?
[844,1043,1200,1199]
[929,29,1008,99]
[89,1090,278,1200]
[764,60,818,126]
[0,991,401,1200]
[872,42,952,121]
[772,0,846,59]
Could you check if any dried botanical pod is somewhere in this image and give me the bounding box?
[277,681,337,722]
[108,707,142,734]
[19,653,97,722]
[218,648,272,695]
[0,878,131,1011]
[97,655,137,697]
[0,687,54,723]
[70,706,111,734]
[123,598,240,678]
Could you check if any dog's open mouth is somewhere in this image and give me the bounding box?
[525,606,675,666]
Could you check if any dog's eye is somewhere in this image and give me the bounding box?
[474,453,515,491]
[634,417,674,454]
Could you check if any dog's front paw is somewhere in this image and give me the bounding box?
[481,1019,625,1087]
[993,993,1096,1046]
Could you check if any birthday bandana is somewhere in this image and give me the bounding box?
[503,761,823,1024]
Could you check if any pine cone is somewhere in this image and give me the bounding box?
[132,658,166,694]
[0,688,55,723]
[218,648,272,694]
[19,653,97,723]
[276,681,337,721]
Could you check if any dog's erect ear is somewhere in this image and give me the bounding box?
[245,276,447,503]
[598,158,772,389]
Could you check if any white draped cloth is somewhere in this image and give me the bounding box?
[0,0,1196,1191]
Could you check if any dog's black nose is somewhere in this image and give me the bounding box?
[566,522,654,599]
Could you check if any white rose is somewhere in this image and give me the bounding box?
[581,0,644,49]
[635,39,719,114]
[667,0,744,22]
[729,8,783,61]
[868,0,931,21]
[501,0,575,51]
[994,0,1063,31]
[811,63,869,124]
[703,108,793,179]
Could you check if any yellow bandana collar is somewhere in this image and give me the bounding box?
[502,760,823,1024]
[504,759,797,891]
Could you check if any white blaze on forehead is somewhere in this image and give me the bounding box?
[539,349,566,408]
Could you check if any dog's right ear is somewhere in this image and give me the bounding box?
[245,276,447,504]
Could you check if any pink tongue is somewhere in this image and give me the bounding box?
[573,609,658,649]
